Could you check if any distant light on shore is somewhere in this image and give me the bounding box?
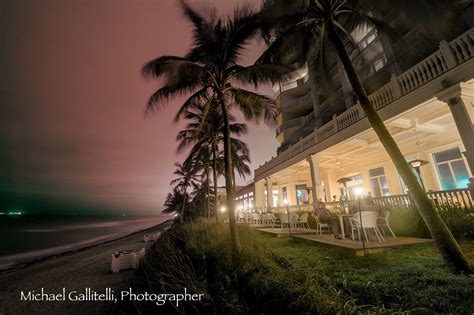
[3,210,23,216]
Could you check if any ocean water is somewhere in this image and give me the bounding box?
[0,214,172,269]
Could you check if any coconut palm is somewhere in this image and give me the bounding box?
[142,1,291,253]
[177,101,249,222]
[170,161,200,224]
[163,189,191,215]
[260,0,472,274]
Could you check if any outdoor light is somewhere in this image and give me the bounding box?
[354,187,364,197]
[408,159,429,190]
[353,187,366,255]
[283,198,288,205]
[220,206,226,213]
[408,159,429,168]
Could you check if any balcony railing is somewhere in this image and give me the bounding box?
[247,188,472,214]
[326,188,473,212]
[256,27,474,178]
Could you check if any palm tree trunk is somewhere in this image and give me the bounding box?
[212,145,219,223]
[206,167,211,219]
[180,186,186,224]
[326,19,472,274]
[218,94,241,254]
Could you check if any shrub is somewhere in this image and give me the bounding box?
[388,205,474,240]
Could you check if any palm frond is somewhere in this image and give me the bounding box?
[230,88,277,125]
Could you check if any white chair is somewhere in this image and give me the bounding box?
[290,213,299,228]
[236,212,244,223]
[296,213,310,229]
[350,211,385,243]
[251,213,262,225]
[311,214,329,235]
[279,213,291,230]
[111,248,145,273]
[144,231,162,243]
[377,212,396,238]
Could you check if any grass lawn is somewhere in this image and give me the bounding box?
[122,220,474,314]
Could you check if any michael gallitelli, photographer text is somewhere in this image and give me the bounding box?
[20,288,205,306]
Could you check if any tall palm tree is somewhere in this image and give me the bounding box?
[142,1,291,254]
[260,0,472,274]
[177,101,249,222]
[170,161,200,224]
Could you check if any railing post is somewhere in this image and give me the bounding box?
[439,40,457,69]
[313,127,319,143]
[332,114,339,133]
[390,74,403,98]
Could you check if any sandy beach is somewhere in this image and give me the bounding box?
[0,218,173,315]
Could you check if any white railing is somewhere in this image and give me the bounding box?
[256,28,474,178]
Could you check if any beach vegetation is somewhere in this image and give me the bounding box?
[121,221,474,314]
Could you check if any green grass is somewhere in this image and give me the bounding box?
[120,221,474,314]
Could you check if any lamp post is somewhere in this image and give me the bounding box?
[354,187,366,255]
[408,159,429,190]
[283,198,292,238]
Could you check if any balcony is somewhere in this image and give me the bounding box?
[256,28,474,180]
[284,90,313,114]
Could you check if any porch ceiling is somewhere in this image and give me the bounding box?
[318,98,457,171]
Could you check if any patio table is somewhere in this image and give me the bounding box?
[336,214,353,240]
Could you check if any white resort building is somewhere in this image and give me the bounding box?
[237,16,474,214]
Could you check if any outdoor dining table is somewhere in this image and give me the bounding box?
[336,214,353,240]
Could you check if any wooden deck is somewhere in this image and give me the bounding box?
[257,228,433,255]
[256,227,320,237]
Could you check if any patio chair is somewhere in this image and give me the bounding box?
[279,213,291,230]
[311,213,329,235]
[296,213,310,229]
[251,213,262,225]
[290,213,299,228]
[350,211,385,243]
[377,212,396,238]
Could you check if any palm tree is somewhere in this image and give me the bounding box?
[260,0,472,274]
[142,1,291,254]
[177,101,249,222]
[163,188,190,215]
[170,161,200,224]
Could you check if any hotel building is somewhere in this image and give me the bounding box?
[237,7,474,213]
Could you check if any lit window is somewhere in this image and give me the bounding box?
[369,167,390,197]
[295,185,309,205]
[373,57,386,72]
[433,148,470,189]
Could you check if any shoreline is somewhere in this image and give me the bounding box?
[0,216,175,274]
[0,217,174,315]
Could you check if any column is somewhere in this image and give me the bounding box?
[265,177,272,212]
[306,154,324,210]
[447,93,474,195]
[254,180,266,212]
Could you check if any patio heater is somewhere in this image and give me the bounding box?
[408,159,429,190]
[283,199,292,238]
[354,187,366,256]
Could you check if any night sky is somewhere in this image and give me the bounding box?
[0,0,278,215]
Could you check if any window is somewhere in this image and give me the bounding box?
[369,167,390,197]
[358,29,377,50]
[282,187,287,201]
[272,189,279,207]
[373,56,386,72]
[295,184,309,205]
[433,148,470,189]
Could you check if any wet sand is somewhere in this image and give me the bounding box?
[0,219,173,315]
